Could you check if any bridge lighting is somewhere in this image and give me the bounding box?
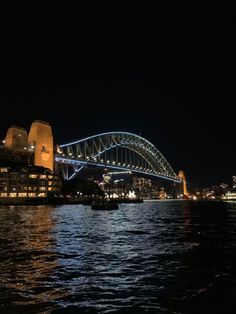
[57,132,179,183]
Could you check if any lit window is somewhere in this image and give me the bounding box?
[0,168,8,173]
[39,187,46,191]
[38,193,46,197]
[0,193,7,197]
[18,193,27,197]
[28,193,36,197]
[39,175,47,179]
[9,193,17,197]
[29,174,38,178]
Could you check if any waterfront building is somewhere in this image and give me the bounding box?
[222,191,236,200]
[0,163,60,200]
[0,120,61,202]
[233,176,236,189]
[4,120,54,171]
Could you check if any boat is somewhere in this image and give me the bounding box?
[91,200,119,210]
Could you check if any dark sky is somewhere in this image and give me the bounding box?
[2,4,235,187]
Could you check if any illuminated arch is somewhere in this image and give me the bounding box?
[55,132,180,182]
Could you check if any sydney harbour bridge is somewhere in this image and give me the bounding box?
[55,131,181,184]
[2,122,187,196]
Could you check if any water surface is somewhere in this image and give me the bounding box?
[0,200,236,313]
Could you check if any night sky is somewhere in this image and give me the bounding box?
[2,5,235,188]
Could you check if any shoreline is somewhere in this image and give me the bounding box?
[0,198,232,206]
[0,197,144,206]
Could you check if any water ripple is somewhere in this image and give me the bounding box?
[0,201,236,313]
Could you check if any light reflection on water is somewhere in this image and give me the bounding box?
[0,201,236,313]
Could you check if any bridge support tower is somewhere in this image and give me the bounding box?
[4,126,28,151]
[178,170,188,199]
[28,120,54,171]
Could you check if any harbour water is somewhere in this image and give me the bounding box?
[0,200,236,313]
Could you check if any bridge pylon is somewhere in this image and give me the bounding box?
[178,170,188,198]
[28,120,54,171]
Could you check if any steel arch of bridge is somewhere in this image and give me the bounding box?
[55,132,180,183]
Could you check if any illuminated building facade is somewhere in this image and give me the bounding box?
[28,120,54,171]
[0,164,60,199]
[4,120,54,171]
[222,191,236,200]
[0,120,61,201]
[233,176,236,189]
[4,126,28,150]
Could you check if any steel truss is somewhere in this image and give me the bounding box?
[55,132,180,182]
